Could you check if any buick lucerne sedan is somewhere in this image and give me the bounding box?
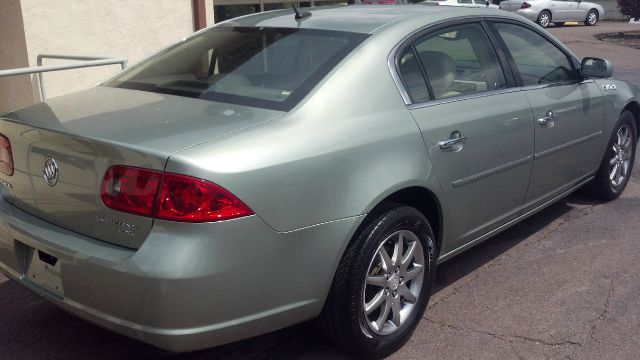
[0,5,638,358]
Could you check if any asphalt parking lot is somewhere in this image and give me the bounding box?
[1,21,639,360]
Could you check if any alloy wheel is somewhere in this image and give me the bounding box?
[587,11,597,25]
[539,12,550,27]
[362,230,425,336]
[610,124,633,188]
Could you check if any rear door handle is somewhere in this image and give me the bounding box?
[537,110,556,128]
[439,131,467,151]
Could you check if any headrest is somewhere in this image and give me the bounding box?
[418,51,456,98]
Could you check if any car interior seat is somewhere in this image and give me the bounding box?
[418,50,460,99]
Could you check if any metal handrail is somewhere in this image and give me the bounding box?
[0,54,128,101]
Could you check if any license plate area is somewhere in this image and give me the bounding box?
[25,247,64,297]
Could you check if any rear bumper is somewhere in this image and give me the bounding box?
[0,197,362,351]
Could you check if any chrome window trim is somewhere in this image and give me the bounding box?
[387,16,515,108]
[388,49,413,106]
[387,16,484,107]
[387,15,589,108]
[407,87,520,110]
[408,79,597,110]
[486,18,585,86]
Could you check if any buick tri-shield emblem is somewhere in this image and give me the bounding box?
[42,156,59,186]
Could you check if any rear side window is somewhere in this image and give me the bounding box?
[409,23,507,101]
[494,23,580,86]
[397,47,430,103]
[106,27,367,111]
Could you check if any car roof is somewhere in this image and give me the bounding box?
[221,5,520,34]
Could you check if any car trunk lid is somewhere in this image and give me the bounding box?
[0,86,283,249]
[499,0,526,11]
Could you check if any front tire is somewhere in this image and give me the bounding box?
[537,10,552,28]
[319,206,436,358]
[588,111,637,201]
[585,9,598,26]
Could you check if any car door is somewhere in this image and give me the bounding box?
[550,0,576,21]
[395,21,534,253]
[490,21,605,211]
[573,0,590,20]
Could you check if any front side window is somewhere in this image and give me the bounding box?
[106,27,367,111]
[494,23,580,86]
[411,23,507,100]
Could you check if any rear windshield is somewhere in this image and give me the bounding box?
[105,27,367,111]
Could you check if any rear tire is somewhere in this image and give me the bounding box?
[584,9,598,26]
[587,111,637,201]
[319,206,436,358]
[537,10,552,28]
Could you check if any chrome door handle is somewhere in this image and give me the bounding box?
[439,131,467,150]
[537,110,556,128]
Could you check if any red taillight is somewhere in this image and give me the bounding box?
[155,172,253,222]
[0,134,14,176]
[520,2,531,8]
[100,166,253,223]
[101,166,162,217]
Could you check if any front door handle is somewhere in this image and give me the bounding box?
[439,131,467,151]
[538,110,556,128]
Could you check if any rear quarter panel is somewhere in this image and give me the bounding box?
[165,29,446,234]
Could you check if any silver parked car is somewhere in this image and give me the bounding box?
[0,5,638,358]
[500,0,605,27]
[422,0,500,9]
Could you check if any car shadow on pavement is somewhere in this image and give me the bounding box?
[0,194,591,360]
[431,195,582,296]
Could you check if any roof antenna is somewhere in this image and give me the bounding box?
[292,4,311,20]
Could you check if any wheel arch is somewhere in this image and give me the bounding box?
[354,186,444,257]
[623,101,640,139]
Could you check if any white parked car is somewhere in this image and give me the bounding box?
[422,0,500,8]
[499,0,605,28]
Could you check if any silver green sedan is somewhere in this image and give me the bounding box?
[0,5,638,358]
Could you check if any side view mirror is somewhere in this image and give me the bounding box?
[581,57,613,78]
[485,0,490,6]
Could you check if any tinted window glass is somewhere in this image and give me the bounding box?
[106,27,367,111]
[398,47,430,103]
[494,23,580,86]
[412,23,507,100]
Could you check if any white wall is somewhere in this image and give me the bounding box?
[20,0,197,100]
[0,0,34,113]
